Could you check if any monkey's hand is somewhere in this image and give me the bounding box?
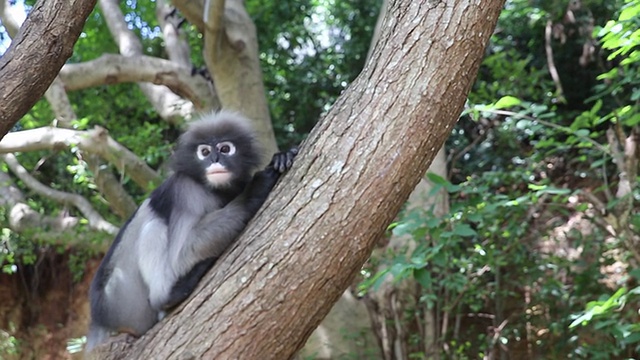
[268,146,298,174]
[245,147,298,214]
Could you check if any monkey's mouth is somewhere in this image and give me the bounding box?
[206,171,232,186]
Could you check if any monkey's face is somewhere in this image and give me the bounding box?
[171,113,261,190]
[197,142,237,188]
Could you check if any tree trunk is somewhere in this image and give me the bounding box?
[202,0,278,155]
[299,289,380,359]
[93,0,505,358]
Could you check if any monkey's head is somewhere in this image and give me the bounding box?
[171,111,261,189]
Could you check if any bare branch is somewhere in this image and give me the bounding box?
[156,0,192,68]
[0,127,162,191]
[204,0,225,46]
[0,0,97,138]
[87,157,138,219]
[44,66,138,219]
[2,1,83,128]
[45,77,77,127]
[59,54,215,109]
[544,20,566,103]
[2,154,118,234]
[607,128,627,190]
[0,3,143,220]
[0,171,81,232]
[172,0,278,156]
[1,0,140,221]
[0,0,21,37]
[607,126,638,233]
[172,0,205,32]
[201,0,278,156]
[98,0,195,123]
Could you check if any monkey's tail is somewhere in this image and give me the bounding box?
[85,324,109,354]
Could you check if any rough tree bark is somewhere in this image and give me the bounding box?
[362,6,452,356]
[300,1,384,357]
[90,0,505,358]
[0,0,97,138]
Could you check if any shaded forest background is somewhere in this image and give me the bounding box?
[1,0,639,359]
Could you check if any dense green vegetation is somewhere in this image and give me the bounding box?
[1,0,639,358]
[362,0,640,358]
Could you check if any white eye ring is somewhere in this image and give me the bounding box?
[217,141,236,156]
[197,145,212,160]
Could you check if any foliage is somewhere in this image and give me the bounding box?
[362,0,640,358]
[570,284,640,358]
[247,0,381,148]
[0,324,18,356]
[361,169,602,357]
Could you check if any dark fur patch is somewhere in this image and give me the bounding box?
[148,178,176,224]
[164,257,217,309]
[89,209,138,326]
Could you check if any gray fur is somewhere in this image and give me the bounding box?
[86,111,296,353]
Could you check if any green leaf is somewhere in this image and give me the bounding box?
[575,129,590,138]
[414,267,433,289]
[426,172,448,185]
[493,96,522,109]
[451,224,477,237]
[529,185,571,195]
[619,2,640,22]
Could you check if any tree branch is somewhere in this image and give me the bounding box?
[86,158,138,219]
[172,0,206,32]
[59,54,216,109]
[1,0,78,127]
[0,172,81,233]
[0,127,161,191]
[172,0,278,156]
[98,0,195,123]
[0,2,141,220]
[2,154,118,234]
[156,0,192,68]
[201,0,278,156]
[544,20,566,103]
[0,0,21,37]
[0,0,97,139]
[204,0,225,50]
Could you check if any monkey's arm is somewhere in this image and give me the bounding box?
[245,147,297,214]
[164,148,297,308]
[172,148,297,274]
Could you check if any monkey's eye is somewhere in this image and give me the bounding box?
[217,141,236,155]
[197,145,213,160]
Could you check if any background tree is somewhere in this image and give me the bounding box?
[360,0,640,358]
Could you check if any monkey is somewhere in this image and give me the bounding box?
[85,111,297,352]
